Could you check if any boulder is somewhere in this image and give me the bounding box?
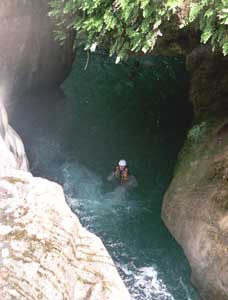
[0,168,131,300]
[162,116,228,300]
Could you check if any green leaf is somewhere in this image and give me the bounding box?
[201,29,213,43]
[222,42,228,55]
[189,3,202,22]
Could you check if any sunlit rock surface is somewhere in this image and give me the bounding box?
[0,0,75,99]
[0,105,28,171]
[0,169,131,300]
[0,106,130,300]
[162,46,228,300]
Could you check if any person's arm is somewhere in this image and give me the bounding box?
[107,172,115,181]
[107,167,118,181]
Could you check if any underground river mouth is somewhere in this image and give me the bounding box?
[11,50,198,300]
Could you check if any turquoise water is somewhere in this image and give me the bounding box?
[11,50,198,299]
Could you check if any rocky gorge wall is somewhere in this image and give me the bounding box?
[0,0,75,99]
[162,47,228,300]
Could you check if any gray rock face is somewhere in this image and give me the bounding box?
[0,0,75,99]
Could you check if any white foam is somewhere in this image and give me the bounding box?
[121,263,174,300]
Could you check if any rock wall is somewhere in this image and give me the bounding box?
[186,46,228,116]
[162,47,228,300]
[0,0,75,99]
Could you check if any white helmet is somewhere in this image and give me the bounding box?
[118,159,127,167]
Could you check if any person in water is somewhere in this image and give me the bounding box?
[107,159,129,184]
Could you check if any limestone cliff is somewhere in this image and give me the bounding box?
[0,105,28,171]
[162,47,228,300]
[0,0,75,99]
[0,169,131,300]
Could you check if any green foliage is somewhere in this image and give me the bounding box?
[49,0,228,60]
[188,1,228,55]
